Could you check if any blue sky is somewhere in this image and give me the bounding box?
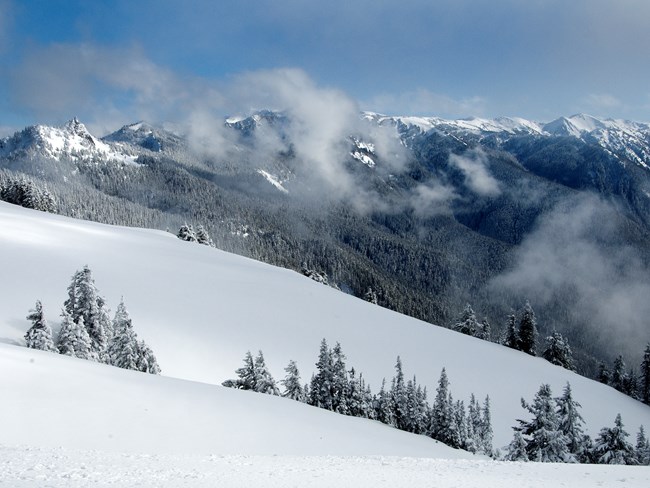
[1,0,649,134]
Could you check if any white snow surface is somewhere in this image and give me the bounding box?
[257,169,289,193]
[0,203,648,451]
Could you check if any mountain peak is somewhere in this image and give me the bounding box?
[62,117,91,137]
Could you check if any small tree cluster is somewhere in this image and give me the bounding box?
[598,345,650,404]
[177,223,214,246]
[507,382,645,465]
[501,301,538,356]
[222,339,493,456]
[0,172,57,213]
[452,304,490,341]
[542,331,576,371]
[23,266,160,375]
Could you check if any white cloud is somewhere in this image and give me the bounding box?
[410,180,456,217]
[449,148,500,197]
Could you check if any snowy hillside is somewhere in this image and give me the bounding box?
[0,202,648,451]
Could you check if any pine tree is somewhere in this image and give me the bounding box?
[57,310,94,360]
[479,317,491,341]
[177,224,196,242]
[375,378,396,427]
[518,301,538,356]
[331,342,349,414]
[430,368,454,445]
[253,350,279,395]
[480,395,494,457]
[542,331,576,371]
[24,300,56,352]
[64,266,108,360]
[135,340,161,374]
[363,287,378,305]
[453,304,479,337]
[636,425,650,465]
[503,313,519,350]
[195,224,214,246]
[281,360,305,401]
[556,382,587,462]
[623,367,638,399]
[309,338,334,410]
[641,344,650,405]
[505,431,529,461]
[517,384,570,462]
[465,394,481,453]
[592,414,638,465]
[224,351,256,389]
[597,362,610,385]
[391,356,408,431]
[611,355,626,393]
[108,299,139,370]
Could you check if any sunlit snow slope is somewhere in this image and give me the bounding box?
[0,202,648,450]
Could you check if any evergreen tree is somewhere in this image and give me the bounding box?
[597,362,610,385]
[542,331,576,371]
[195,224,214,246]
[390,356,409,431]
[347,368,368,418]
[478,317,491,341]
[453,304,479,337]
[64,266,109,360]
[135,340,161,374]
[430,368,453,445]
[623,367,638,399]
[636,425,650,465]
[641,344,650,405]
[363,287,378,305]
[108,299,139,370]
[592,414,638,465]
[24,300,56,352]
[57,310,94,360]
[505,431,529,461]
[452,399,468,449]
[253,350,279,395]
[375,378,396,427]
[281,360,305,401]
[503,313,519,350]
[480,395,494,457]
[331,342,350,414]
[309,338,334,410]
[556,382,587,462]
[517,384,570,462]
[465,393,481,453]
[611,355,626,393]
[177,224,196,242]
[518,301,538,356]
[224,351,256,389]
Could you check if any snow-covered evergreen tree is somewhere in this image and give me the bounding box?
[64,266,109,360]
[390,356,409,431]
[597,362,610,385]
[57,311,94,360]
[453,304,479,337]
[636,425,650,465]
[177,224,196,242]
[362,287,378,305]
[465,394,480,453]
[517,384,570,462]
[135,340,161,374]
[505,431,529,461]
[24,300,56,352]
[542,331,575,371]
[518,301,538,356]
[478,317,491,341]
[108,299,139,370]
[224,351,256,389]
[375,378,396,427]
[611,355,626,392]
[331,342,349,414]
[623,367,638,399]
[253,350,279,395]
[430,368,454,445]
[309,338,334,409]
[281,359,305,401]
[556,382,587,462]
[641,344,650,405]
[503,313,519,350]
[592,414,638,465]
[195,224,214,246]
[480,395,494,457]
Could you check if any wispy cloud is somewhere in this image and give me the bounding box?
[449,148,500,197]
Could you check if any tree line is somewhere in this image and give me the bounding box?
[23,266,160,374]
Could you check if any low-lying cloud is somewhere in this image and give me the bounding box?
[449,148,500,197]
[491,194,650,359]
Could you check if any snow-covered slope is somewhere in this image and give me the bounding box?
[0,202,647,451]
